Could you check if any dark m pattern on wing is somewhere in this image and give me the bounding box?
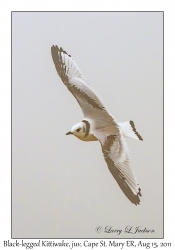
[51,45,105,111]
[101,134,141,205]
[51,46,69,84]
[68,84,105,110]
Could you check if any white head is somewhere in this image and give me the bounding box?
[66,122,86,139]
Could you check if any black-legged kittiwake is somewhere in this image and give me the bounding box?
[51,46,143,205]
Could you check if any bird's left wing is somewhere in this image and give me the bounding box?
[94,128,142,205]
[51,46,106,117]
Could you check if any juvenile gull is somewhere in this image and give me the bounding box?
[51,46,143,205]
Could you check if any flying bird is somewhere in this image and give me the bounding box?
[51,46,143,205]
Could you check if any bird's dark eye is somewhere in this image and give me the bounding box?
[76,128,81,132]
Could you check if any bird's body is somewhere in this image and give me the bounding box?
[79,133,97,141]
[51,46,143,205]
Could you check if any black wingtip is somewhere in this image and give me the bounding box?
[107,164,142,205]
[133,189,142,206]
[51,45,71,58]
[138,188,142,197]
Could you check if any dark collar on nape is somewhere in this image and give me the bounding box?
[82,120,90,137]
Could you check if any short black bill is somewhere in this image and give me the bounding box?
[66,131,72,135]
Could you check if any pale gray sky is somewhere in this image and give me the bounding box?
[12,12,163,238]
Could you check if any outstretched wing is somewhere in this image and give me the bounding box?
[51,46,106,117]
[94,129,142,205]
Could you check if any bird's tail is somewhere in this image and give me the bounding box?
[118,121,143,140]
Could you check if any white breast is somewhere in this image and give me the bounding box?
[75,133,98,142]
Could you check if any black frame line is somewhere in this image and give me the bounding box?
[11,10,164,240]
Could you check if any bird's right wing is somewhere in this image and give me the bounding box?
[94,128,142,205]
[51,46,107,117]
